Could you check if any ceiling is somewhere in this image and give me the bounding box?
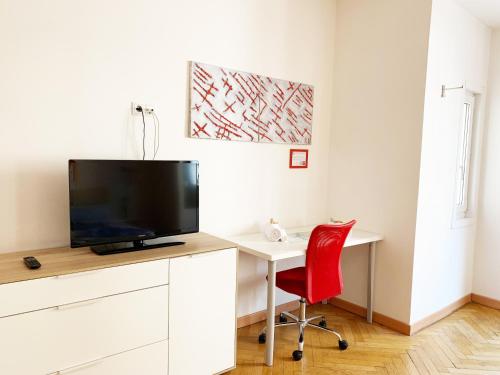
[455,0,500,28]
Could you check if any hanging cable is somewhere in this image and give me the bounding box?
[153,111,160,159]
[134,104,159,160]
[140,110,146,160]
[152,112,157,160]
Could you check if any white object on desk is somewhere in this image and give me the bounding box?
[263,220,288,242]
[228,225,383,367]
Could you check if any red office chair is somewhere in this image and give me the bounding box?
[258,220,356,361]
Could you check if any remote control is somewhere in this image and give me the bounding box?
[23,256,41,270]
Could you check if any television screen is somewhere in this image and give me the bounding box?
[69,160,199,249]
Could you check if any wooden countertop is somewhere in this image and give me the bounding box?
[0,232,236,285]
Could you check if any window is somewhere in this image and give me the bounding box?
[454,92,475,220]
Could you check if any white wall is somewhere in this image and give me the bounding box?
[329,0,432,323]
[410,0,491,324]
[0,0,337,317]
[473,29,500,302]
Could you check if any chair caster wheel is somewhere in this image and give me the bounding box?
[258,333,266,344]
[279,313,288,323]
[292,350,303,361]
[319,319,327,328]
[339,339,348,350]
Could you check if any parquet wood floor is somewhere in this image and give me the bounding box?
[229,303,500,374]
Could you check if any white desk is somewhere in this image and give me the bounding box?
[229,225,383,366]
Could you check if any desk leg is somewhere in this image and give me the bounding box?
[367,242,376,323]
[265,260,276,366]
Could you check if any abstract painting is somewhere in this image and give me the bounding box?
[189,62,314,144]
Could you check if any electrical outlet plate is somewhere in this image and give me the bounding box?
[131,102,154,115]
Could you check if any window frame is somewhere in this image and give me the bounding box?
[456,93,474,215]
[451,89,482,228]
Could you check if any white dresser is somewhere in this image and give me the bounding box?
[0,233,237,375]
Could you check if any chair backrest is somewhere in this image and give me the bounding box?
[305,220,356,304]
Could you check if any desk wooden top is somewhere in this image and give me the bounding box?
[0,232,236,285]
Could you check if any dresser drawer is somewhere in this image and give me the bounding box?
[49,340,168,375]
[0,285,169,375]
[0,258,169,317]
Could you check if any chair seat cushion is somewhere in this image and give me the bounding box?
[275,266,307,298]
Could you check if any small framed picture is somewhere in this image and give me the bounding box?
[289,149,309,169]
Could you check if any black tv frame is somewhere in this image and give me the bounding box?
[68,159,199,255]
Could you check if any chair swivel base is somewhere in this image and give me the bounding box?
[258,299,349,361]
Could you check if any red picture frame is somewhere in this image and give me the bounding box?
[289,149,309,169]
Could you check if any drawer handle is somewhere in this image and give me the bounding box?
[56,359,102,374]
[55,270,102,279]
[55,299,101,311]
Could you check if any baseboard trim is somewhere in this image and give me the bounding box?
[237,300,300,328]
[328,297,411,335]
[328,297,367,318]
[471,293,500,310]
[237,293,498,333]
[375,311,411,336]
[410,294,471,335]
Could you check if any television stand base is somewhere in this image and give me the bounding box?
[91,239,185,256]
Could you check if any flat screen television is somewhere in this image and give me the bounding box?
[69,160,199,255]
